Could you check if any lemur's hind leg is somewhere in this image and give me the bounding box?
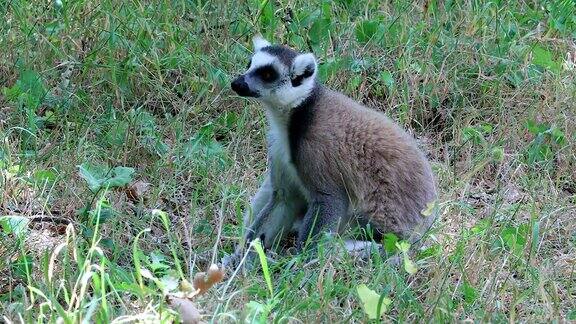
[222,173,306,269]
[246,154,307,251]
[246,187,306,250]
[296,191,350,251]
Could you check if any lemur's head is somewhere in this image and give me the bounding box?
[231,36,318,109]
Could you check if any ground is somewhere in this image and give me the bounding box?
[0,0,575,322]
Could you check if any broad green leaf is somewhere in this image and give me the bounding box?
[419,244,441,258]
[395,241,411,253]
[78,163,106,191]
[383,233,399,253]
[478,124,494,134]
[462,127,484,144]
[500,224,529,257]
[159,275,179,292]
[89,199,117,225]
[379,70,395,89]
[471,219,490,235]
[318,57,347,81]
[34,169,57,184]
[100,238,115,250]
[149,251,171,275]
[395,241,418,274]
[105,120,128,147]
[462,281,478,304]
[506,70,524,87]
[309,18,331,45]
[550,127,565,145]
[355,20,379,43]
[526,134,553,165]
[531,45,561,73]
[78,163,135,192]
[525,120,544,135]
[403,255,418,275]
[8,69,47,107]
[356,284,391,319]
[347,75,363,91]
[349,58,374,73]
[7,165,21,177]
[11,255,33,279]
[421,200,438,217]
[245,300,270,324]
[258,0,277,35]
[0,216,30,236]
[491,147,505,162]
[105,167,135,188]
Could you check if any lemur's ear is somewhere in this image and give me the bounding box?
[291,53,317,87]
[252,35,271,51]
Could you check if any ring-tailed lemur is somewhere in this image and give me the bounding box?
[225,36,437,267]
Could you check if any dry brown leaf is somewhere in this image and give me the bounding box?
[167,296,202,324]
[126,180,151,202]
[192,264,224,295]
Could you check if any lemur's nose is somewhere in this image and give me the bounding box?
[231,75,258,97]
[231,76,248,94]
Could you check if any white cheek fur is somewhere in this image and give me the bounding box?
[263,76,316,109]
[249,51,277,71]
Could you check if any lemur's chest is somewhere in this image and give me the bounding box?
[267,115,308,197]
[269,123,300,178]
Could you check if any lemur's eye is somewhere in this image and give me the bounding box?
[261,71,273,80]
[254,65,278,83]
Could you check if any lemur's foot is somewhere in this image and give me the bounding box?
[342,239,401,266]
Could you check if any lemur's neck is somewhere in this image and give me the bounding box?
[265,83,321,165]
[265,82,320,118]
[292,82,321,112]
[288,83,321,163]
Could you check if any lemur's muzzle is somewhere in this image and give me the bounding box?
[231,75,259,97]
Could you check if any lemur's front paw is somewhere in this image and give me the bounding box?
[246,230,268,249]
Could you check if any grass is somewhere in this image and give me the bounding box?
[1,0,575,322]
